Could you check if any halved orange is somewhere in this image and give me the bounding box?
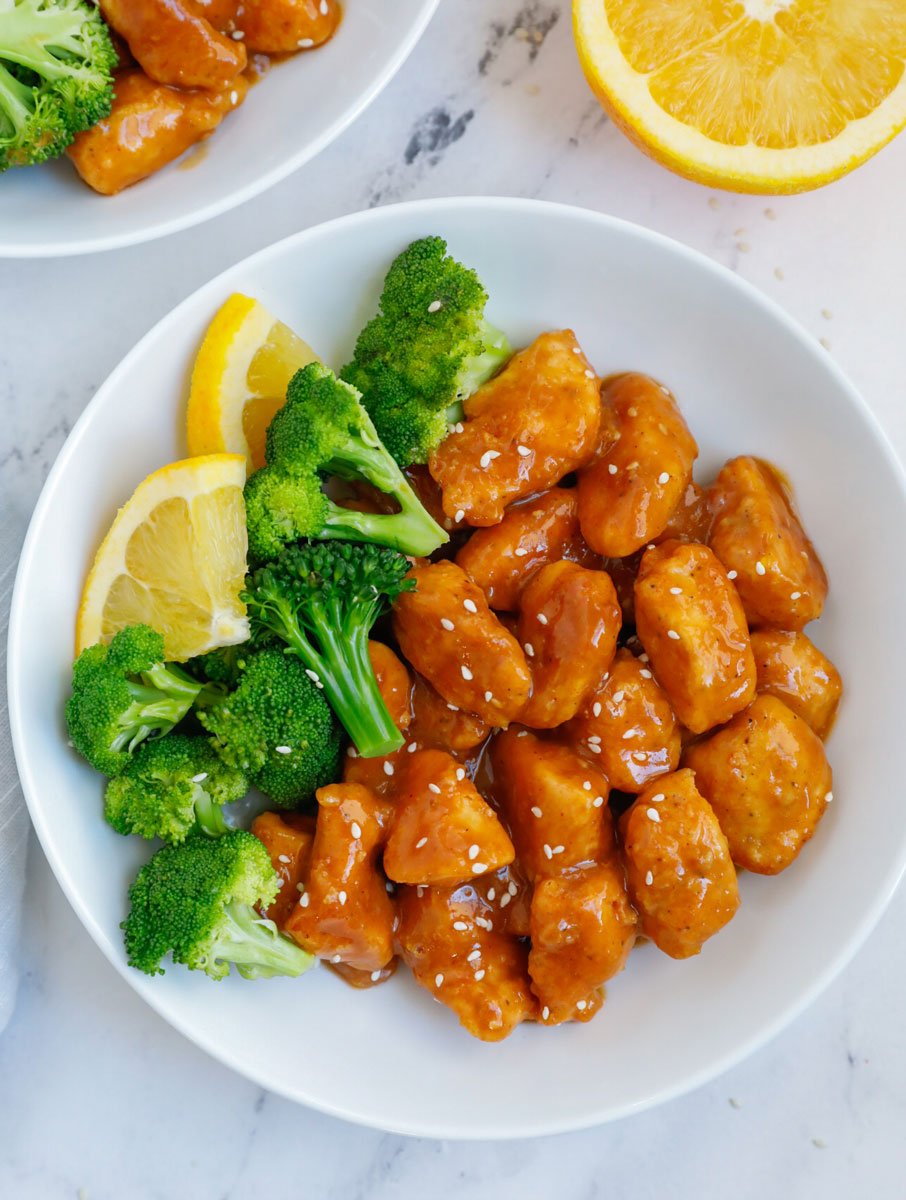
[573,0,906,193]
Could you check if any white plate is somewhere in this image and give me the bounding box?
[9,198,906,1138]
[0,0,437,258]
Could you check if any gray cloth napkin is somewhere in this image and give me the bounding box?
[0,519,28,1034]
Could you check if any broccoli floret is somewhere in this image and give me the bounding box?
[188,644,246,688]
[104,734,248,843]
[122,830,315,979]
[198,648,342,808]
[243,541,413,759]
[243,361,447,563]
[0,0,117,172]
[341,236,511,466]
[66,625,223,777]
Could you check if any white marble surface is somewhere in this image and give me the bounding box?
[2,1,906,1195]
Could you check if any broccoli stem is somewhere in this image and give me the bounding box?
[192,787,230,838]
[209,904,315,980]
[321,500,444,558]
[458,319,511,398]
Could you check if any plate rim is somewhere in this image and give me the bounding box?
[9,195,906,1137]
[0,0,440,260]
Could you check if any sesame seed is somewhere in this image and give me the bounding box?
[514,547,528,557]
[638,656,648,664]
[467,949,481,962]
[524,643,535,657]
[407,742,419,753]
[332,954,342,963]
[825,791,834,803]
[428,783,441,794]
[647,807,661,822]
[669,587,682,595]
[508,881,517,896]
[461,665,473,680]
[650,793,665,803]
[447,703,459,711]
[305,668,320,683]
[640,669,652,679]
[790,591,802,600]
[453,920,468,931]
[608,464,618,475]
[463,598,478,613]
[278,854,291,864]
[576,999,587,1011]
[645,870,654,885]
[487,887,496,901]
[474,968,486,981]
[480,450,501,468]
[456,767,465,780]
[468,843,480,860]
[613,690,625,703]
[347,746,358,758]
[727,570,738,580]
[383,761,395,777]
[667,629,680,640]
[621,728,637,740]
[592,701,602,717]
[416,836,428,848]
[633,751,647,762]
[585,369,595,379]
[275,745,292,755]
[232,29,244,38]
[350,822,362,839]
[517,444,531,457]
[588,743,601,754]
[593,795,605,808]
[427,299,442,313]
[441,618,455,631]
[455,509,465,523]
[588,735,602,744]
[552,845,565,855]
[500,893,512,908]
[387,882,395,893]
[484,690,494,702]
[471,862,487,879]
[230,90,238,105]
[677,865,685,877]
[435,973,445,987]
[755,560,766,576]
[542,1006,550,1020]
[191,772,208,783]
[338,890,347,906]
[583,780,592,790]
[628,407,638,418]
[531,806,543,818]
[371,970,382,982]
[658,472,670,485]
[543,843,553,859]
[537,613,548,625]
[299,892,310,907]
[298,36,314,46]
[455,423,464,434]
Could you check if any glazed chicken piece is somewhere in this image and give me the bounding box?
[565,647,681,792]
[750,629,842,739]
[284,783,396,972]
[237,0,340,53]
[250,810,315,928]
[490,729,613,879]
[577,374,698,557]
[471,861,533,938]
[67,70,247,195]
[620,769,739,959]
[342,642,412,793]
[709,456,828,629]
[684,695,833,875]
[393,560,531,726]
[383,750,515,886]
[516,561,622,729]
[429,331,602,526]
[530,858,637,1024]
[187,0,241,31]
[408,673,490,754]
[456,488,597,611]
[396,883,537,1042]
[100,0,246,89]
[634,540,756,734]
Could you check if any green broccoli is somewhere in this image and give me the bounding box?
[66,624,223,777]
[341,236,511,467]
[122,830,315,980]
[243,361,447,563]
[104,734,248,843]
[198,648,342,808]
[188,644,246,688]
[243,541,412,759]
[0,0,117,172]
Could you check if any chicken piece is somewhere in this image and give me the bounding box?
[684,696,833,874]
[565,647,681,792]
[284,783,396,971]
[383,750,514,886]
[472,861,532,938]
[408,674,490,754]
[342,641,412,793]
[490,729,613,880]
[530,859,637,1024]
[656,480,712,545]
[517,561,621,729]
[709,457,828,630]
[396,883,536,1042]
[577,374,698,557]
[456,488,597,611]
[250,811,315,929]
[237,0,339,54]
[429,331,602,527]
[99,0,246,89]
[635,540,756,735]
[620,769,739,959]
[750,629,842,739]
[393,561,531,726]
[67,70,247,196]
[188,0,241,30]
